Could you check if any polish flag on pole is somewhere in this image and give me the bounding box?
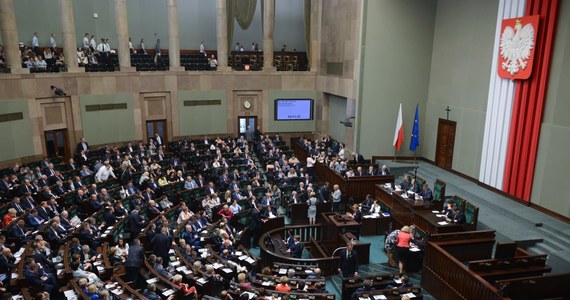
[393,103,404,151]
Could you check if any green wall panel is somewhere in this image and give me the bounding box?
[531,0,570,217]
[328,95,347,143]
[268,90,316,132]
[356,0,436,158]
[178,90,228,136]
[79,93,135,145]
[423,0,498,178]
[0,100,35,162]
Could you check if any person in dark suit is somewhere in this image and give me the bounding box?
[338,242,359,277]
[377,164,391,176]
[103,207,118,226]
[400,175,412,191]
[45,221,66,249]
[151,227,173,267]
[0,248,16,285]
[142,283,161,300]
[283,229,295,250]
[153,256,171,279]
[287,235,303,258]
[318,182,330,202]
[76,137,89,156]
[26,209,45,230]
[125,239,144,284]
[407,178,420,194]
[351,280,375,299]
[8,220,31,245]
[351,152,365,164]
[24,263,59,295]
[250,204,266,248]
[418,183,433,201]
[447,207,466,225]
[129,206,146,238]
[10,197,25,216]
[360,194,374,214]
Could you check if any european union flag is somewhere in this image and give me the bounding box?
[410,104,420,151]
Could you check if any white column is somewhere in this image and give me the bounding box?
[114,0,134,71]
[310,0,319,72]
[167,0,184,71]
[263,0,275,71]
[216,0,230,71]
[58,0,83,72]
[0,0,28,74]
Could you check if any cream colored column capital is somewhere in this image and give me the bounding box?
[216,0,231,71]
[114,0,135,72]
[263,0,276,71]
[0,0,28,74]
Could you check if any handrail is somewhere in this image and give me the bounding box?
[259,224,340,276]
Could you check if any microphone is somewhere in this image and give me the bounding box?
[331,246,347,258]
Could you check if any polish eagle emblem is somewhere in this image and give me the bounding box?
[498,16,539,80]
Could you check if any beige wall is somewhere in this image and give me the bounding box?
[316,0,362,152]
[0,71,316,166]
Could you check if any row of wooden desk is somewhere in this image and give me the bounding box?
[376,184,463,235]
[292,142,394,201]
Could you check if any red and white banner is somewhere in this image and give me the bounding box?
[393,103,404,151]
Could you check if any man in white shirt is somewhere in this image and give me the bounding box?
[95,161,116,182]
[209,55,218,69]
[32,32,40,55]
[128,37,135,54]
[251,42,256,51]
[83,33,90,51]
[199,41,205,54]
[49,33,56,49]
[140,38,147,54]
[89,35,97,52]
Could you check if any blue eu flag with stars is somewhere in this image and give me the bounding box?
[410,104,420,151]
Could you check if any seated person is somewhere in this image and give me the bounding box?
[71,260,101,285]
[24,263,59,295]
[143,283,162,300]
[153,256,172,279]
[351,280,374,299]
[286,235,303,258]
[275,276,292,292]
[171,274,197,298]
[442,200,456,218]
[418,183,433,201]
[400,175,412,191]
[385,275,413,289]
[446,207,466,225]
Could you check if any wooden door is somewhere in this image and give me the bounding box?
[44,129,70,160]
[435,119,456,169]
[146,120,168,145]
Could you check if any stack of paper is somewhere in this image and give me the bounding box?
[162,289,175,297]
[373,295,387,300]
[197,277,208,284]
[245,257,255,264]
[437,221,449,225]
[64,290,77,300]
[111,289,123,296]
[146,278,158,284]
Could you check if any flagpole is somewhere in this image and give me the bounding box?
[394,149,397,162]
[414,149,417,164]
